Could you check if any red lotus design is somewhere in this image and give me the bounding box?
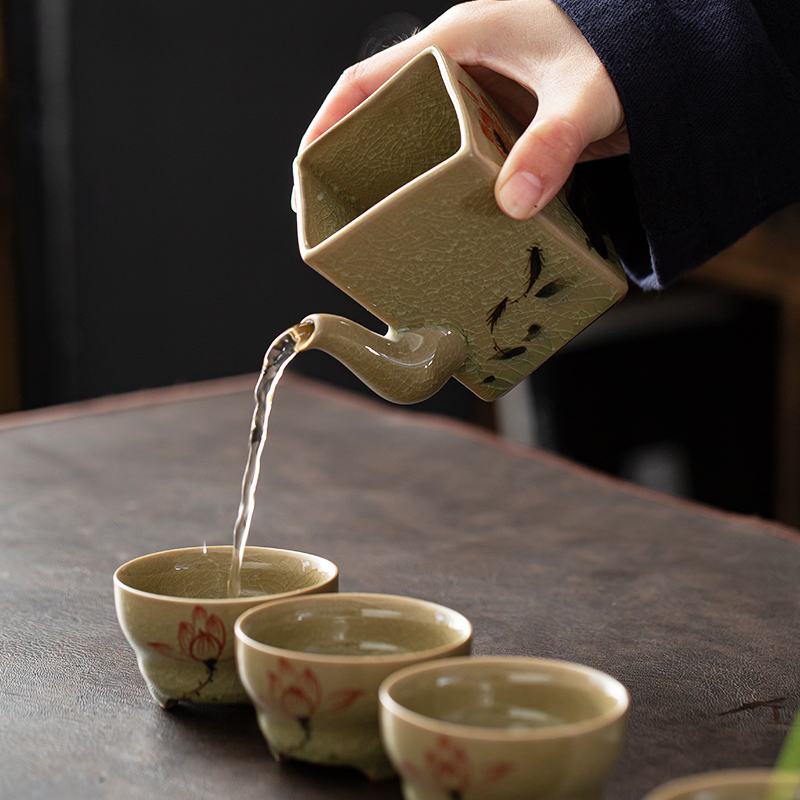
[147,605,229,698]
[263,657,365,749]
[269,658,323,718]
[425,735,472,796]
[149,605,226,664]
[400,734,513,800]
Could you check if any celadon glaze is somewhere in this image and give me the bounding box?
[379,656,629,800]
[642,771,800,800]
[293,46,628,404]
[296,314,468,404]
[234,593,473,781]
[113,546,338,708]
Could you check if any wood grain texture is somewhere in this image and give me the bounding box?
[0,374,797,799]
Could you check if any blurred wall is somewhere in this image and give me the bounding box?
[7,0,483,418]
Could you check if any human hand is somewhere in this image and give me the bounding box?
[298,0,628,221]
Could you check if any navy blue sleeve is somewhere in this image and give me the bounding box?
[552,0,800,289]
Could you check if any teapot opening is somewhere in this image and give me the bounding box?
[295,51,463,250]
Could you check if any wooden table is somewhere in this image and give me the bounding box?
[1,374,797,799]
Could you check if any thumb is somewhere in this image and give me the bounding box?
[494,109,593,220]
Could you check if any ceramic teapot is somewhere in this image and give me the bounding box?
[292,46,627,404]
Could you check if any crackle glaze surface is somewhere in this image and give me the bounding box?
[295,46,627,401]
[235,593,472,780]
[114,546,338,707]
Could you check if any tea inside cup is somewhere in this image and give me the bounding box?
[379,656,629,800]
[235,592,472,780]
[642,770,800,800]
[114,545,338,708]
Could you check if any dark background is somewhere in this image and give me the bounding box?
[7,0,467,410]
[2,1,779,518]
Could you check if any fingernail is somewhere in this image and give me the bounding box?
[497,171,543,219]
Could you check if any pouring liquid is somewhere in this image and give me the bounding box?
[227,322,313,597]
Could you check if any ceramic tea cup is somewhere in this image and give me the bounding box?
[642,771,800,800]
[114,545,338,708]
[379,656,629,800]
[234,592,473,780]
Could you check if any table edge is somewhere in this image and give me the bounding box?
[2,372,797,545]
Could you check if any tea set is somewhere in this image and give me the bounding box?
[115,545,629,799]
[113,45,796,800]
[114,546,795,800]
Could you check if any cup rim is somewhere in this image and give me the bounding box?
[379,655,630,741]
[113,545,338,605]
[234,591,473,664]
[642,770,800,800]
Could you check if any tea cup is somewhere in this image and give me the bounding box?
[379,656,629,800]
[234,592,473,780]
[114,545,338,708]
[642,770,800,800]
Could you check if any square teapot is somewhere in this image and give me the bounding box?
[292,46,627,404]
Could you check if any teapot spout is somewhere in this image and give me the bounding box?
[294,314,467,404]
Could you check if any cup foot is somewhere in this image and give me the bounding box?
[146,684,178,710]
[360,762,396,783]
[268,744,290,763]
[267,743,395,782]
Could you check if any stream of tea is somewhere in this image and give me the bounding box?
[226,322,313,597]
